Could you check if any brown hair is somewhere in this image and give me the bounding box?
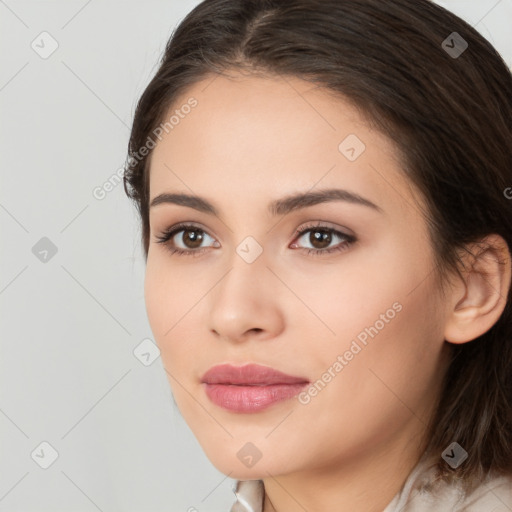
[124,0,512,494]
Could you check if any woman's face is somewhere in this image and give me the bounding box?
[144,72,452,480]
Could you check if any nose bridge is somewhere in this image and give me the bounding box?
[207,236,278,340]
[217,237,269,305]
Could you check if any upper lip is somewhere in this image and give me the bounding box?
[201,363,310,386]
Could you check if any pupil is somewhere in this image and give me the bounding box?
[312,230,331,248]
[185,229,203,248]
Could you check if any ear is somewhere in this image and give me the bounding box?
[443,234,511,344]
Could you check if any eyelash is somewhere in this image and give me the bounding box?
[154,222,357,258]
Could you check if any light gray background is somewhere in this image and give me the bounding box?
[1,1,511,511]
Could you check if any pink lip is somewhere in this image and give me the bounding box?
[201,363,309,385]
[201,364,309,413]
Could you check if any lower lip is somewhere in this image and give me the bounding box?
[203,382,309,413]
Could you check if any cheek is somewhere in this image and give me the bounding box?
[144,254,185,341]
[298,239,445,412]
[313,230,438,349]
[144,260,166,337]
[144,254,209,373]
[313,275,444,418]
[291,296,445,465]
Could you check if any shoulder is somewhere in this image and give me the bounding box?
[385,464,512,512]
[460,473,512,511]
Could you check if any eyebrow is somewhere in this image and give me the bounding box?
[149,188,383,216]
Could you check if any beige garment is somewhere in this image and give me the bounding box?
[229,456,512,511]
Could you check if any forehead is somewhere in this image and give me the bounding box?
[147,72,423,219]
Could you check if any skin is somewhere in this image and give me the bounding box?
[144,72,511,512]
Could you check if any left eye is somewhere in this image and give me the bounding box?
[155,222,357,257]
[291,224,356,255]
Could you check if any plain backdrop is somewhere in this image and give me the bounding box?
[1,1,511,511]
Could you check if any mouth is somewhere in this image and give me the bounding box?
[201,363,309,413]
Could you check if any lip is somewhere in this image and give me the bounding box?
[201,364,309,413]
[201,363,309,386]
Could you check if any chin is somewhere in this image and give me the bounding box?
[202,444,293,481]
[215,462,269,481]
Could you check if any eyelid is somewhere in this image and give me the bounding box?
[156,218,352,236]
[292,220,354,238]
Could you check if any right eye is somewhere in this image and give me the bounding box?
[155,222,219,256]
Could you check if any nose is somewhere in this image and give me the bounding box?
[207,247,284,344]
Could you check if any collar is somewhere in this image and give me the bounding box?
[229,479,265,512]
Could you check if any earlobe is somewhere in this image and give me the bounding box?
[443,234,512,344]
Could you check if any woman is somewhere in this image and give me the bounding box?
[123,0,512,510]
